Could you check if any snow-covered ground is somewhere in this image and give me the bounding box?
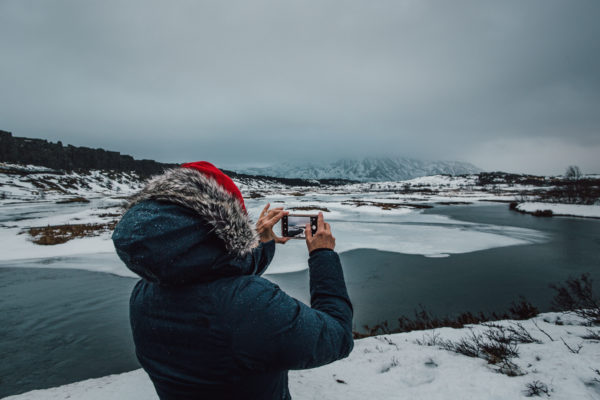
[0,176,550,276]
[6,312,599,400]
[0,163,143,202]
[516,202,600,219]
[4,162,599,276]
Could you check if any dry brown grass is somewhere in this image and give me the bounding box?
[354,299,539,339]
[25,222,118,245]
[97,212,122,218]
[287,205,331,212]
[342,199,433,210]
[55,196,90,204]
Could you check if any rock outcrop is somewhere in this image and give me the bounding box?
[0,130,176,177]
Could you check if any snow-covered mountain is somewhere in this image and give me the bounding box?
[235,157,481,182]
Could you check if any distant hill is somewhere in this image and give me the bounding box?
[0,130,177,177]
[0,130,356,186]
[236,157,481,182]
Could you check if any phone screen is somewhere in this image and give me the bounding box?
[282,215,318,238]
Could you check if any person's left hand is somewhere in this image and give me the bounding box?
[256,203,291,244]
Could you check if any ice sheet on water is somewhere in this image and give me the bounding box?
[0,193,548,277]
[264,219,547,274]
[245,197,548,274]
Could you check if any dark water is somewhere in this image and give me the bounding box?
[0,268,138,398]
[270,205,600,329]
[1,204,599,397]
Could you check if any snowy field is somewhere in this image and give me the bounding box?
[1,162,598,276]
[6,312,600,400]
[0,163,555,276]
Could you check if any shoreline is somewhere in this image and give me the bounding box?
[512,202,600,220]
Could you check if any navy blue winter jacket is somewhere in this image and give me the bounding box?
[112,167,354,400]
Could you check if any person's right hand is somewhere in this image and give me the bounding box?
[305,212,335,253]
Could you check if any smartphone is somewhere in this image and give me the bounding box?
[281,214,318,239]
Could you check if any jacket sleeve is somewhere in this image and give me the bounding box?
[251,239,276,276]
[227,249,354,372]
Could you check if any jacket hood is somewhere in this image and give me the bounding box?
[127,167,258,256]
[112,168,260,285]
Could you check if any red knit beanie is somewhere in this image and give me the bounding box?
[181,161,247,213]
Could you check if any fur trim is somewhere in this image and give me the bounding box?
[127,168,258,256]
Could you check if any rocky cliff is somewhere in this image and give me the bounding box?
[0,130,176,177]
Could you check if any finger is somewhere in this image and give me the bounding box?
[260,203,270,218]
[267,210,287,226]
[317,212,325,232]
[268,209,286,219]
[324,222,331,233]
[266,207,285,218]
[305,223,313,241]
[274,235,291,244]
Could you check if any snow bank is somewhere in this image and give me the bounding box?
[516,202,600,219]
[3,369,156,400]
[6,312,599,400]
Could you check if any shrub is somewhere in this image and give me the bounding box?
[560,337,583,354]
[414,331,441,347]
[438,326,520,367]
[429,322,542,376]
[354,299,539,339]
[524,380,550,397]
[510,296,540,319]
[532,209,553,217]
[550,273,600,325]
[482,322,541,345]
[582,329,600,340]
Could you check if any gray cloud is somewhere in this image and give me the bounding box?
[1,0,599,175]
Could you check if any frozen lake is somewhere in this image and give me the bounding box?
[1,202,599,397]
[269,205,600,329]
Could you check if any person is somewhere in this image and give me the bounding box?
[112,161,354,400]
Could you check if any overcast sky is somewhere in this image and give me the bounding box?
[1,0,599,174]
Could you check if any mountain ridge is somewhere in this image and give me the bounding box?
[235,157,481,182]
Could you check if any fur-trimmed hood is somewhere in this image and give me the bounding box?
[126,167,258,257]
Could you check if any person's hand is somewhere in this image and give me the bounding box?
[256,203,291,244]
[305,212,335,253]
